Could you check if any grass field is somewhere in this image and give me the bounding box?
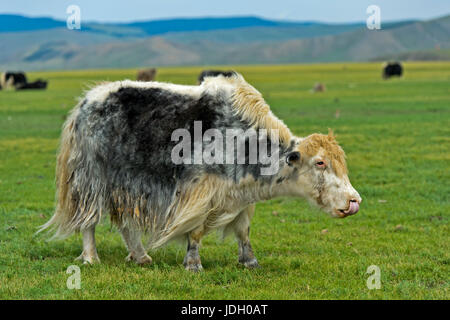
[0,62,448,299]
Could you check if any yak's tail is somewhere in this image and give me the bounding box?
[37,107,81,239]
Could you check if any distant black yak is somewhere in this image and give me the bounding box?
[382,62,403,79]
[16,79,48,90]
[197,70,235,84]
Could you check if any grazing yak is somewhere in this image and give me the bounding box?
[1,72,48,90]
[312,82,326,93]
[16,79,48,90]
[1,71,27,89]
[198,70,235,84]
[382,62,403,79]
[40,72,361,271]
[136,68,157,82]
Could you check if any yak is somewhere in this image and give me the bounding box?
[198,70,235,84]
[16,79,48,90]
[1,71,27,89]
[40,72,361,271]
[136,68,157,82]
[382,62,403,79]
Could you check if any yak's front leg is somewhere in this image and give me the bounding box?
[234,205,260,268]
[75,224,100,264]
[183,227,204,272]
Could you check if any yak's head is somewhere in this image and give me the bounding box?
[283,131,361,218]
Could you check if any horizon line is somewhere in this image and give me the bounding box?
[1,12,447,26]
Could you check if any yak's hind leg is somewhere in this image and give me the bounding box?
[75,225,100,264]
[120,225,152,265]
[232,204,260,268]
[183,227,204,272]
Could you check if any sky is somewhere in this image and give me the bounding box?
[1,0,449,23]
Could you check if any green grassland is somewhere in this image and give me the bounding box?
[0,62,449,299]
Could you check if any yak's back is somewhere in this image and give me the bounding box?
[75,81,234,183]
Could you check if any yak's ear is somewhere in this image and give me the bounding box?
[286,151,301,166]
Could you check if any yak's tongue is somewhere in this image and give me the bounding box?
[344,202,359,215]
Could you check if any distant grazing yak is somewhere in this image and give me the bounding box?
[137,68,157,82]
[16,79,48,90]
[312,82,326,93]
[1,71,48,90]
[382,62,403,79]
[1,72,27,89]
[197,70,235,84]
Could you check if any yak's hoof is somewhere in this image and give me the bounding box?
[75,251,100,265]
[185,263,203,272]
[240,258,260,269]
[125,253,153,265]
[183,254,203,272]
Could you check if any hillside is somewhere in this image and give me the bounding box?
[0,15,354,38]
[0,14,65,32]
[372,49,450,61]
[0,14,448,70]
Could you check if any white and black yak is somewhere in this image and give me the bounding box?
[1,71,27,89]
[40,72,361,271]
[198,70,235,84]
[1,72,48,90]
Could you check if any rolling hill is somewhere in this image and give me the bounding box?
[0,14,448,70]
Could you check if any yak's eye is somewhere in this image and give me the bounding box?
[316,161,326,168]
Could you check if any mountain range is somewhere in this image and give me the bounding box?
[0,14,448,70]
